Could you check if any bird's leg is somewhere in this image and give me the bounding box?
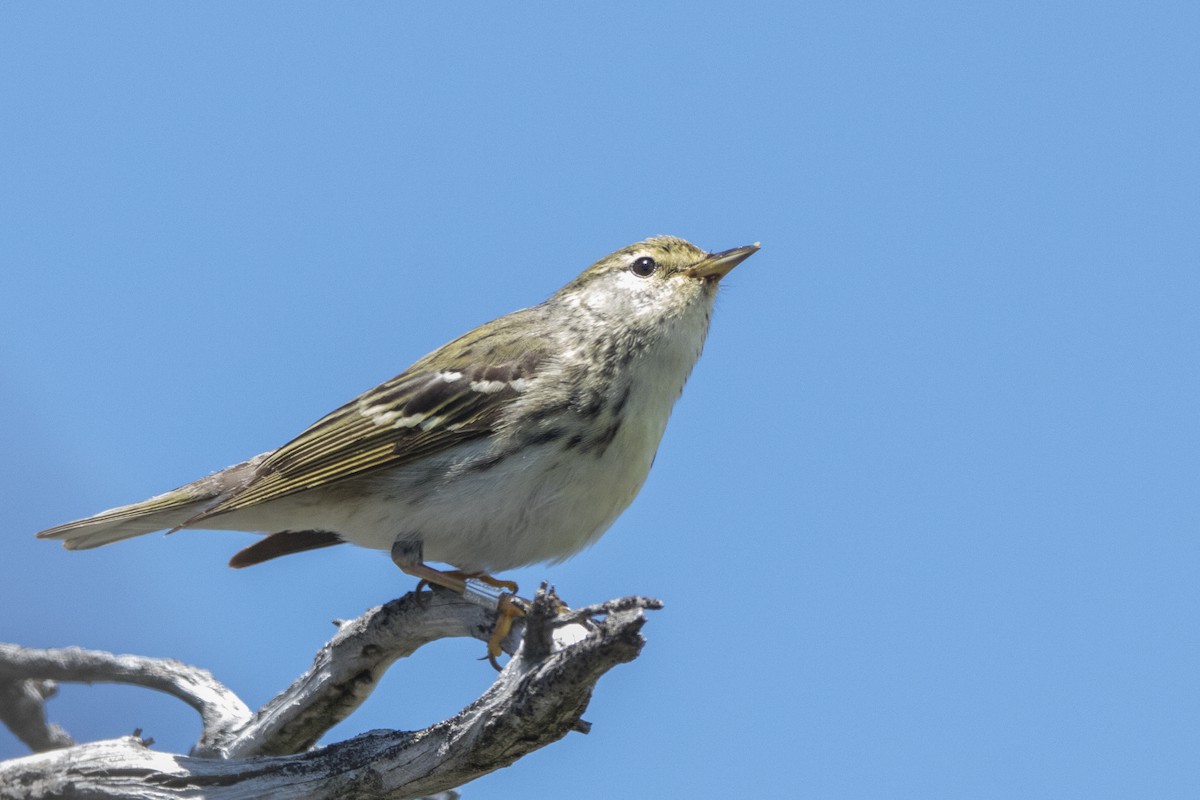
[390,540,525,669]
[390,540,469,594]
[439,570,519,595]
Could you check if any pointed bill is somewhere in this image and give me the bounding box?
[687,243,760,280]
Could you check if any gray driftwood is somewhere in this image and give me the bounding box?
[0,588,660,799]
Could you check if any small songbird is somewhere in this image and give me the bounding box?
[38,236,758,658]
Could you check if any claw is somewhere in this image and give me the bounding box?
[486,594,527,671]
[413,578,432,608]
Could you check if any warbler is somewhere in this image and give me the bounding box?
[38,236,758,642]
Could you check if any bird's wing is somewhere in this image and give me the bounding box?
[189,310,552,522]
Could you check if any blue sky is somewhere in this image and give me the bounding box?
[2,2,1198,797]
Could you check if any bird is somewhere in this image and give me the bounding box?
[38,235,758,659]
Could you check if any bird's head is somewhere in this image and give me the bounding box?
[554,236,759,328]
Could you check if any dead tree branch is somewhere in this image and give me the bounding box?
[0,588,661,800]
[0,678,73,754]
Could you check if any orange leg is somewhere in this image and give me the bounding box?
[391,540,523,669]
[486,595,526,670]
[442,570,518,595]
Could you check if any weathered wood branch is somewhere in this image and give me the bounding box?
[0,678,73,754]
[219,590,518,759]
[0,588,661,800]
[0,641,252,755]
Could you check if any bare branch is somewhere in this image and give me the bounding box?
[0,591,658,800]
[0,642,250,754]
[219,589,519,758]
[0,678,73,753]
[0,592,505,759]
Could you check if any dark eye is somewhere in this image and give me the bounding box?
[631,256,657,277]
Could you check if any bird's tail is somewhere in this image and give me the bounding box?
[36,490,214,550]
[36,454,268,550]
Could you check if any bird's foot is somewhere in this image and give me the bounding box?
[390,541,529,668]
[486,593,527,671]
[451,573,526,670]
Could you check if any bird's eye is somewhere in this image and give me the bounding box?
[630,256,657,277]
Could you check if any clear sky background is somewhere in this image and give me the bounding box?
[1,3,1198,798]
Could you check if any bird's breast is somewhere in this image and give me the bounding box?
[273,301,714,571]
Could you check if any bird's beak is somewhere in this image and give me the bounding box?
[687,243,761,281]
